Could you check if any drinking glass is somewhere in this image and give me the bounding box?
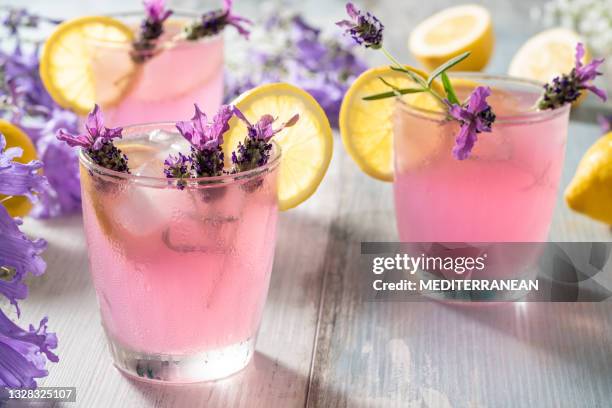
[87,11,224,127]
[393,74,570,300]
[79,122,279,382]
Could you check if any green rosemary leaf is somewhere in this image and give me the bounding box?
[389,66,427,86]
[363,88,425,101]
[440,72,460,105]
[426,51,471,87]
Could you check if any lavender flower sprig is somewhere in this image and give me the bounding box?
[537,43,607,110]
[169,104,233,184]
[163,153,191,189]
[184,0,252,40]
[337,2,495,160]
[56,105,129,173]
[132,0,173,63]
[232,108,299,172]
[448,87,496,160]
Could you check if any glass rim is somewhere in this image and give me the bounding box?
[85,10,220,49]
[78,122,282,189]
[397,72,571,125]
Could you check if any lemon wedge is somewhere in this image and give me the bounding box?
[508,28,586,83]
[409,4,494,72]
[0,120,39,217]
[339,65,443,181]
[565,132,612,225]
[224,83,333,211]
[40,16,137,115]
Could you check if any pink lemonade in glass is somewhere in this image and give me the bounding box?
[79,123,279,382]
[393,74,570,298]
[88,12,223,127]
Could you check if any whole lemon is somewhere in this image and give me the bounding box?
[565,132,612,224]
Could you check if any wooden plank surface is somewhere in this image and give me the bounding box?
[3,0,612,407]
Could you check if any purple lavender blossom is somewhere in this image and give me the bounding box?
[176,104,232,151]
[131,0,173,63]
[0,310,58,389]
[232,109,298,172]
[0,134,47,202]
[176,104,233,177]
[56,105,129,173]
[163,152,191,189]
[447,86,496,160]
[538,43,607,110]
[143,0,172,25]
[185,0,252,40]
[233,108,299,142]
[336,2,384,49]
[224,13,366,129]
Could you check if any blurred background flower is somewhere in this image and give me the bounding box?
[0,8,80,219]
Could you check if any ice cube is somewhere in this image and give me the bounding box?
[148,129,176,145]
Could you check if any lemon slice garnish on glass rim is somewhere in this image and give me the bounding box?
[40,16,137,115]
[0,120,39,217]
[409,4,494,72]
[339,65,444,181]
[224,83,333,211]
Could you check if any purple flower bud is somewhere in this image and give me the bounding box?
[447,86,496,160]
[163,152,191,189]
[232,109,298,171]
[336,2,384,49]
[233,107,299,142]
[185,0,252,40]
[56,105,129,173]
[538,43,607,110]
[143,0,172,25]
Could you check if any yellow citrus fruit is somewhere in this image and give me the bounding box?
[509,28,586,83]
[339,65,444,181]
[409,4,494,72]
[224,83,333,211]
[0,120,38,217]
[565,132,612,225]
[40,16,137,115]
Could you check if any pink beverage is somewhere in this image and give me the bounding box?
[79,123,279,383]
[393,75,570,297]
[88,12,223,127]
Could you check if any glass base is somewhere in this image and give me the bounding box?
[107,337,255,384]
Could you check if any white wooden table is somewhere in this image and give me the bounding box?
[4,0,612,406]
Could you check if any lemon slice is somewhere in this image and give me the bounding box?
[40,16,137,115]
[409,4,494,72]
[0,120,38,217]
[224,83,333,211]
[339,65,443,181]
[508,28,586,83]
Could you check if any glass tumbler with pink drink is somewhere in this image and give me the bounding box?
[55,80,333,383]
[337,2,607,300]
[40,0,251,127]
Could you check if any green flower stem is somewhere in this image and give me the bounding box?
[380,45,446,108]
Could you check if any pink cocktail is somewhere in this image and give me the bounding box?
[393,74,570,298]
[79,123,279,382]
[88,12,224,127]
